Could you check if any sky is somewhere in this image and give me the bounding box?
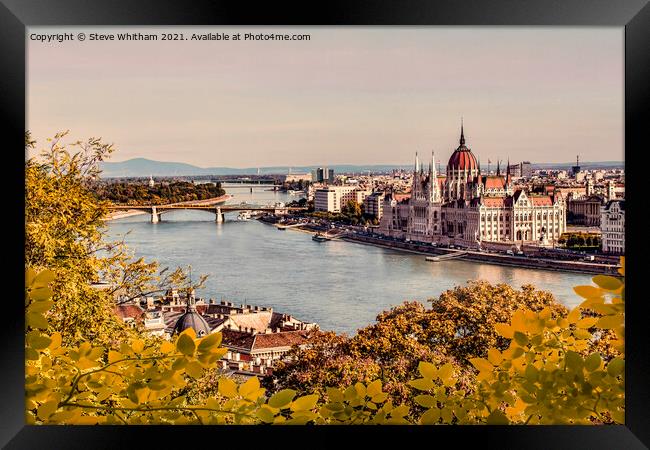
[27,27,624,168]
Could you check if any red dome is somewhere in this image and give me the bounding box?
[447,145,478,171]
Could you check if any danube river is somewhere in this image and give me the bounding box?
[105,184,593,335]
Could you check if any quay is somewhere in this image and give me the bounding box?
[341,233,620,276]
[259,216,619,276]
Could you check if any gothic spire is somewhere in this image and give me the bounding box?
[496,159,501,176]
[460,117,465,146]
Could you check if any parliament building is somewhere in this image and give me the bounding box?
[378,123,567,248]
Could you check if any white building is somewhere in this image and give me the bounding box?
[314,185,371,213]
[601,200,625,254]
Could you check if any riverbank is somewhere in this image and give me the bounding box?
[260,218,619,276]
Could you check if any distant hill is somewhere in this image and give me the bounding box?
[99,158,624,178]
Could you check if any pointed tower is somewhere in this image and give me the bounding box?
[430,150,439,203]
[496,160,501,177]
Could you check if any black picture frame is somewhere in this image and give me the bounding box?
[3,0,648,448]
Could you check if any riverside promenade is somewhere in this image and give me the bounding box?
[263,217,620,276]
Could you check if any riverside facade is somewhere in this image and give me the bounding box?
[378,124,567,249]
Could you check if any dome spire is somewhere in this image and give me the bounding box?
[460,117,465,146]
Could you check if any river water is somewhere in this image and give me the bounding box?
[105,184,593,335]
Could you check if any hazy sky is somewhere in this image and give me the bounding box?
[27,27,623,167]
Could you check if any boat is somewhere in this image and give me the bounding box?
[312,233,331,242]
[237,211,251,221]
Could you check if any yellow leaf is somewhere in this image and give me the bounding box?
[160,341,175,354]
[487,349,503,366]
[418,361,438,380]
[108,351,122,364]
[408,378,434,391]
[185,361,203,379]
[218,378,239,398]
[567,307,582,324]
[573,285,602,299]
[131,339,144,353]
[576,317,598,329]
[367,380,382,397]
[291,394,319,412]
[437,363,453,382]
[595,315,622,330]
[494,323,514,339]
[239,376,260,398]
[469,358,493,373]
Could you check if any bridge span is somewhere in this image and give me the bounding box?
[107,203,307,223]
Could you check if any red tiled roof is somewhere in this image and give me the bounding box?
[393,194,411,202]
[483,176,506,190]
[447,145,479,171]
[530,196,553,206]
[482,197,506,207]
[115,304,144,320]
[252,331,310,350]
[222,329,255,351]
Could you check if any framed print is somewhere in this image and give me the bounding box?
[4,0,649,448]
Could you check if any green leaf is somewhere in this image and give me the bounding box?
[607,358,624,377]
[513,331,529,347]
[176,334,195,356]
[26,312,49,330]
[25,268,37,287]
[32,270,56,289]
[37,400,58,420]
[27,300,54,314]
[420,407,440,425]
[592,275,622,291]
[197,332,222,353]
[29,287,54,302]
[185,361,203,379]
[486,410,509,425]
[584,353,602,372]
[256,406,276,423]
[326,387,344,403]
[291,394,319,412]
[414,395,437,408]
[268,389,297,409]
[565,351,583,372]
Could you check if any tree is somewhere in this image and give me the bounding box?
[25,132,204,347]
[267,282,568,406]
[26,263,625,425]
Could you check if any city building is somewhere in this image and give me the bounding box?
[363,192,385,219]
[311,167,335,183]
[601,200,625,254]
[279,173,312,183]
[314,185,371,213]
[567,194,606,226]
[378,123,566,247]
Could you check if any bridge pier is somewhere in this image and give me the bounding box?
[215,207,224,223]
[151,207,161,223]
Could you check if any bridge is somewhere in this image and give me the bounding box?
[107,202,307,223]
